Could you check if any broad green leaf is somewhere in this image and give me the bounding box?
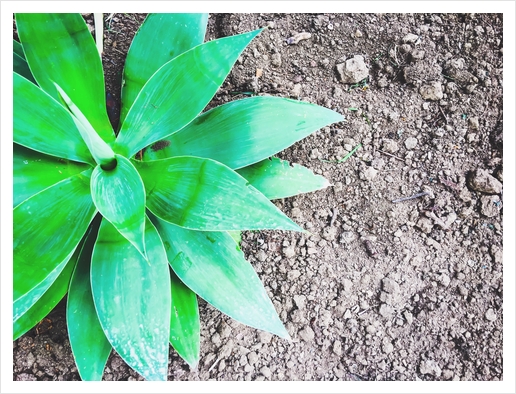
[14,73,95,165]
[237,157,331,200]
[67,216,112,381]
[121,13,208,124]
[152,216,290,339]
[91,155,146,258]
[14,40,36,84]
[13,169,96,302]
[13,253,70,322]
[134,156,302,232]
[115,29,262,158]
[169,269,200,369]
[15,13,114,143]
[14,144,89,207]
[142,96,344,169]
[13,236,80,340]
[91,217,171,381]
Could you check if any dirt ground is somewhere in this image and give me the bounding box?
[13,12,505,383]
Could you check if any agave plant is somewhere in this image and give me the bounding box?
[13,13,343,380]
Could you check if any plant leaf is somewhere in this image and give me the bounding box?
[90,155,146,258]
[152,216,290,339]
[14,72,95,165]
[115,29,262,158]
[14,144,89,208]
[142,96,344,169]
[236,157,331,200]
[13,169,96,302]
[121,13,208,124]
[14,40,36,84]
[169,269,200,369]
[13,236,80,340]
[134,156,302,232]
[91,217,171,381]
[15,13,114,143]
[67,216,112,381]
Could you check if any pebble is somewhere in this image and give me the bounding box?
[340,231,355,244]
[256,250,267,262]
[420,359,442,377]
[271,53,282,67]
[322,226,338,241]
[382,139,399,153]
[287,270,301,280]
[379,303,394,318]
[283,245,296,258]
[467,168,503,194]
[405,137,418,150]
[403,310,414,324]
[333,340,343,356]
[286,32,312,45]
[382,338,394,354]
[360,166,378,181]
[480,195,502,217]
[439,273,451,287]
[247,351,258,365]
[402,33,420,43]
[382,278,400,294]
[293,295,307,310]
[335,55,369,84]
[291,83,302,97]
[419,81,444,101]
[468,116,480,130]
[260,366,272,379]
[298,326,315,342]
[485,308,497,322]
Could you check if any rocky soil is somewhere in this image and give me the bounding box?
[13,13,504,383]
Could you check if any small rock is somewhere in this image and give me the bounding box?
[355,29,363,38]
[382,278,400,294]
[420,359,442,377]
[271,53,282,67]
[468,116,480,130]
[403,310,414,324]
[332,340,343,356]
[365,325,376,334]
[336,55,369,84]
[402,33,420,43]
[409,49,425,61]
[291,83,302,97]
[467,169,503,194]
[283,245,296,258]
[340,231,355,244]
[416,217,433,233]
[485,308,497,322]
[420,81,444,101]
[298,326,315,342]
[490,245,503,265]
[258,331,273,344]
[405,137,418,150]
[286,32,311,45]
[382,338,394,354]
[247,352,259,365]
[480,195,502,217]
[260,366,272,379]
[287,270,301,280]
[382,139,399,153]
[322,226,338,241]
[293,294,307,310]
[379,303,394,318]
[256,250,267,262]
[360,166,378,181]
[342,278,353,293]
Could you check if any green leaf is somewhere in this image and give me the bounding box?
[121,13,208,124]
[91,155,146,258]
[152,216,290,339]
[91,217,171,381]
[14,72,95,165]
[67,216,112,381]
[142,96,344,169]
[115,29,262,158]
[13,237,79,340]
[169,269,200,369]
[134,156,302,232]
[14,40,36,84]
[13,169,96,302]
[15,13,114,143]
[237,157,331,200]
[14,144,89,207]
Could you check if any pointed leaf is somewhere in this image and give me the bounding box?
[237,157,331,200]
[14,144,89,207]
[115,29,262,158]
[67,216,112,381]
[91,217,171,381]
[152,216,290,339]
[134,156,302,232]
[91,155,146,258]
[121,13,208,124]
[13,39,25,58]
[169,269,200,369]
[15,13,114,142]
[13,237,79,340]
[142,96,344,169]
[14,72,95,165]
[14,39,36,84]
[14,169,96,302]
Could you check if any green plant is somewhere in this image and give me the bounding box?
[13,13,343,381]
